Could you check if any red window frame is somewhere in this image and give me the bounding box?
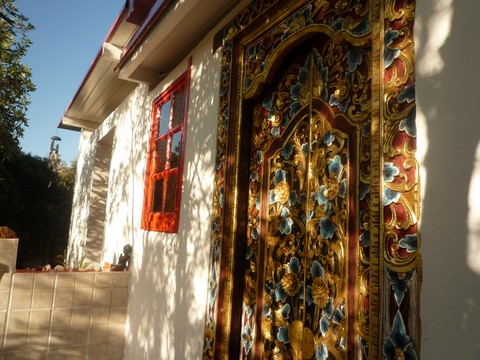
[142,63,191,233]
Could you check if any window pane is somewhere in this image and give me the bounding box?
[155,139,168,172]
[172,88,185,128]
[159,99,172,135]
[152,179,164,212]
[164,175,178,213]
[170,132,181,169]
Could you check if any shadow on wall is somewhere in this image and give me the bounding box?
[417,1,480,358]
[67,131,101,265]
[121,53,219,359]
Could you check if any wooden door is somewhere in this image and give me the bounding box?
[240,37,368,359]
[203,1,420,359]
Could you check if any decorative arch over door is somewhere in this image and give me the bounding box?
[204,1,420,359]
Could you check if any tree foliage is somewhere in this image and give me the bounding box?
[0,0,35,160]
[0,152,76,268]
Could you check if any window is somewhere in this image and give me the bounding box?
[142,65,191,232]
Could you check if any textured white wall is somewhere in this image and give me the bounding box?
[416,1,480,359]
[68,130,93,265]
[102,36,221,360]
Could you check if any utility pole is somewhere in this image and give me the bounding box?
[49,136,61,169]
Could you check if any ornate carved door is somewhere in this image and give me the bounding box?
[203,1,420,359]
[240,35,368,358]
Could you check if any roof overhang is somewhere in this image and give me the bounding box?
[59,8,138,131]
[59,0,241,132]
[117,0,242,86]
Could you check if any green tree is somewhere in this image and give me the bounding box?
[0,0,35,160]
[0,152,75,268]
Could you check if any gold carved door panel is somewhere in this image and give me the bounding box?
[241,37,368,359]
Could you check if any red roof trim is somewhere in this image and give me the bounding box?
[60,6,128,125]
[116,0,173,70]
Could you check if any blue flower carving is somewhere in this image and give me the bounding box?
[211,221,219,233]
[275,282,288,303]
[301,142,309,156]
[383,311,418,360]
[384,28,400,68]
[271,126,280,137]
[332,306,345,324]
[287,257,301,273]
[319,298,345,338]
[281,303,291,319]
[320,316,329,337]
[360,230,370,248]
[361,120,371,138]
[277,168,287,183]
[263,303,272,319]
[298,282,314,306]
[359,182,369,201]
[398,84,415,103]
[219,186,225,207]
[400,105,416,137]
[255,150,263,164]
[385,268,416,306]
[328,155,343,179]
[246,45,256,59]
[320,299,334,336]
[204,337,211,352]
[352,16,369,35]
[251,226,259,240]
[383,187,400,206]
[347,47,365,72]
[323,131,335,146]
[399,234,417,253]
[288,190,298,206]
[329,73,352,113]
[311,260,325,278]
[263,92,274,110]
[277,326,289,344]
[241,322,254,355]
[282,143,294,160]
[338,179,347,198]
[298,192,307,204]
[320,217,337,239]
[246,246,253,260]
[383,162,400,183]
[316,344,328,360]
[317,186,329,206]
[208,265,217,307]
[278,207,293,234]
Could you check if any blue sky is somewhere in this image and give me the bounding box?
[16,0,125,164]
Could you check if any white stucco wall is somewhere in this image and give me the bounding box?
[417,1,480,359]
[77,31,221,360]
[68,123,117,266]
[68,47,220,358]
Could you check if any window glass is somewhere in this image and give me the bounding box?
[170,132,181,169]
[155,139,168,172]
[159,99,172,135]
[152,179,164,212]
[164,175,178,213]
[172,88,185,128]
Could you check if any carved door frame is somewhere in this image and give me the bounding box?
[203,1,420,359]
